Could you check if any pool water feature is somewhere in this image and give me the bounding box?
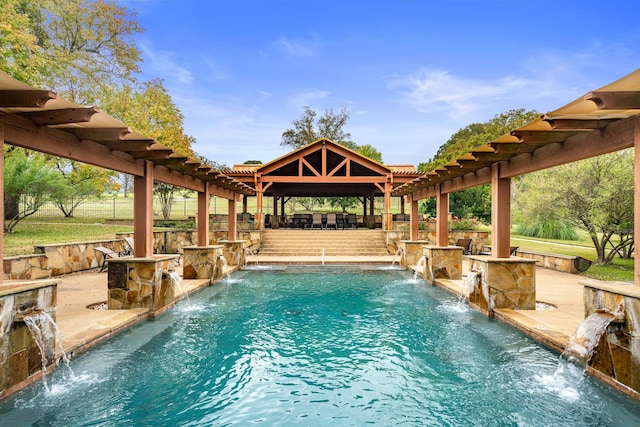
[0,266,639,425]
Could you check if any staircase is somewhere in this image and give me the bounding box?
[257,229,390,257]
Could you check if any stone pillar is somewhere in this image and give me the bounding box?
[399,240,428,269]
[467,256,536,311]
[107,255,179,314]
[424,245,463,283]
[580,279,640,395]
[182,245,223,282]
[0,279,59,398]
[218,240,246,267]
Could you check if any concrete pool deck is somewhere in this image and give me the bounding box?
[52,257,587,360]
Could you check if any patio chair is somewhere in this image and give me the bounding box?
[94,246,123,272]
[347,213,356,229]
[326,213,337,229]
[455,238,473,255]
[312,213,323,228]
[122,237,134,256]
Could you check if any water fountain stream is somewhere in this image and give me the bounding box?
[22,311,72,392]
[392,247,404,266]
[414,255,427,280]
[562,311,618,368]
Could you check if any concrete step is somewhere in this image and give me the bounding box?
[259,229,390,257]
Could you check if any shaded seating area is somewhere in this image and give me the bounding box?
[268,213,381,229]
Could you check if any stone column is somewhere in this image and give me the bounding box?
[107,255,179,314]
[182,245,223,282]
[399,240,428,269]
[423,245,463,283]
[467,256,536,311]
[218,240,246,267]
[0,279,59,398]
[580,279,640,395]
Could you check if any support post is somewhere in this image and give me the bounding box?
[197,182,210,246]
[256,181,263,230]
[133,160,154,257]
[0,114,4,280]
[410,195,419,241]
[436,185,449,247]
[635,118,640,286]
[384,181,391,230]
[228,196,237,241]
[491,162,511,258]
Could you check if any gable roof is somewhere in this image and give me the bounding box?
[228,138,420,197]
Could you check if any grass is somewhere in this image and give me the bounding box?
[511,232,634,282]
[4,219,132,257]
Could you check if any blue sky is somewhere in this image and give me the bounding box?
[122,0,640,168]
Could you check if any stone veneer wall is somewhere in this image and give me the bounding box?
[0,280,59,398]
[514,249,587,274]
[107,255,179,315]
[182,245,225,282]
[467,256,537,311]
[4,230,262,281]
[580,279,640,395]
[398,241,427,268]
[385,231,488,255]
[423,246,463,282]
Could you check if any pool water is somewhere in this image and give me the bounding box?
[0,266,639,426]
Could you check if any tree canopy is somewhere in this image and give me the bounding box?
[420,109,540,222]
[513,151,634,265]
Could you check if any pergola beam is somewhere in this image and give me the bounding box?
[586,91,640,110]
[20,107,99,125]
[0,89,56,107]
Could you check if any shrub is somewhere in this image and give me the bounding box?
[515,220,578,240]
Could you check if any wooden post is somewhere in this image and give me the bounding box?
[384,181,391,230]
[197,182,210,246]
[436,185,449,247]
[635,119,640,286]
[0,113,4,280]
[491,162,511,258]
[410,195,419,241]
[228,195,238,241]
[133,160,154,257]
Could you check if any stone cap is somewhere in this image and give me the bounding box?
[579,278,640,298]
[0,279,60,297]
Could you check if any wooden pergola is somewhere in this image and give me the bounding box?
[226,138,421,229]
[0,70,254,277]
[392,68,640,286]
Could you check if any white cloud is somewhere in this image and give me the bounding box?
[273,35,319,57]
[139,40,194,85]
[389,69,532,119]
[288,89,330,108]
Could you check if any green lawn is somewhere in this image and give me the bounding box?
[4,219,132,256]
[510,232,634,282]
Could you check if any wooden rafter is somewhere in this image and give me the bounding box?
[0,89,56,107]
[20,107,99,125]
[585,91,640,109]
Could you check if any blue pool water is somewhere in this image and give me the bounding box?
[0,266,639,426]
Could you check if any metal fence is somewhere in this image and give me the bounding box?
[23,196,237,220]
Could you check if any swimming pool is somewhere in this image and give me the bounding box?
[0,266,638,426]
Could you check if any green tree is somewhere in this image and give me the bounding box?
[281,106,354,149]
[51,160,120,217]
[419,109,540,222]
[356,144,383,163]
[4,148,67,232]
[1,0,145,217]
[101,79,196,219]
[513,151,634,265]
